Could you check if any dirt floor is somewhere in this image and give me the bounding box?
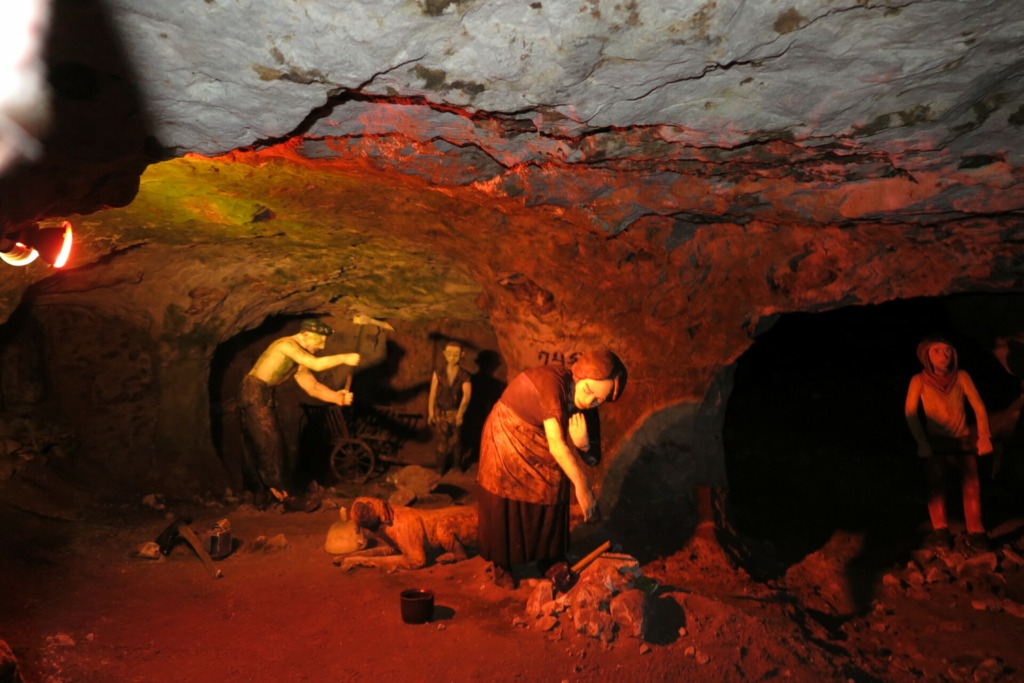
[3,440,1024,683]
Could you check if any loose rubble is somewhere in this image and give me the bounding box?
[523,552,654,644]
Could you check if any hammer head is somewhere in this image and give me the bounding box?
[352,313,395,331]
[545,561,577,593]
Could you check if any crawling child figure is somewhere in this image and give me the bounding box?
[904,335,993,551]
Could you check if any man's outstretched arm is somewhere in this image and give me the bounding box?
[294,367,353,406]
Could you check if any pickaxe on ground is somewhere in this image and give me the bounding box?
[155,517,224,579]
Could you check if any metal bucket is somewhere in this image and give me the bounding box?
[400,588,434,624]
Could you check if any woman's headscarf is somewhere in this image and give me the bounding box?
[916,334,958,394]
[571,349,627,402]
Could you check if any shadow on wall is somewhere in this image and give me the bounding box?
[0,0,154,225]
[463,349,506,468]
[350,340,428,406]
[423,332,506,470]
[600,402,704,564]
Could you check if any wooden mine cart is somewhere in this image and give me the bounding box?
[302,404,423,484]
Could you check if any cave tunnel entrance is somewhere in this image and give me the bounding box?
[209,314,506,495]
[723,293,1024,581]
[209,314,294,493]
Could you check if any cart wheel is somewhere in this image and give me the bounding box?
[330,439,377,484]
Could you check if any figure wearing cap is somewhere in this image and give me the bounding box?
[239,318,360,508]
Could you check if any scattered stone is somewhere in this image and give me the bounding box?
[969,596,1002,613]
[534,616,559,631]
[947,653,1004,682]
[131,541,162,560]
[246,534,290,553]
[586,554,642,594]
[678,627,688,637]
[265,534,290,550]
[639,643,652,655]
[388,488,416,507]
[512,616,528,628]
[541,600,564,617]
[940,552,967,570]
[573,608,616,643]
[388,465,440,496]
[526,580,556,618]
[609,589,647,639]
[975,657,1005,680]
[46,633,75,648]
[567,582,609,614]
[910,549,936,564]
[881,574,901,587]
[1001,600,1024,619]
[906,570,925,586]
[961,552,999,574]
[141,494,165,510]
[924,565,948,584]
[1001,548,1024,569]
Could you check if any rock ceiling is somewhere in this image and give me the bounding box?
[0,0,1022,493]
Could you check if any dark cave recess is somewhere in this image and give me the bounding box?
[723,293,1024,562]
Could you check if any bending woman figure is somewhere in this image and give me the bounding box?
[476,349,626,588]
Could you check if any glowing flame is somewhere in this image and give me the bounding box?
[0,220,74,267]
[0,241,38,266]
[52,220,72,268]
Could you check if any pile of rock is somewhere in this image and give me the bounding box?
[884,540,1024,618]
[523,552,655,643]
[386,465,443,506]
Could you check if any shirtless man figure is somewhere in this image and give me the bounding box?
[905,335,992,550]
[239,319,360,507]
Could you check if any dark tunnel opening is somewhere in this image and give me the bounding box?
[208,315,507,495]
[209,314,296,492]
[723,294,1024,592]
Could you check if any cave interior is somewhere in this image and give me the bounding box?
[1,0,1024,680]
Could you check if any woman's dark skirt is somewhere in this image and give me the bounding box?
[477,484,569,567]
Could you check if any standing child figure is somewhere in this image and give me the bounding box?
[428,341,472,475]
[904,335,993,550]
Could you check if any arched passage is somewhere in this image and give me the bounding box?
[723,294,1024,586]
[209,314,505,494]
